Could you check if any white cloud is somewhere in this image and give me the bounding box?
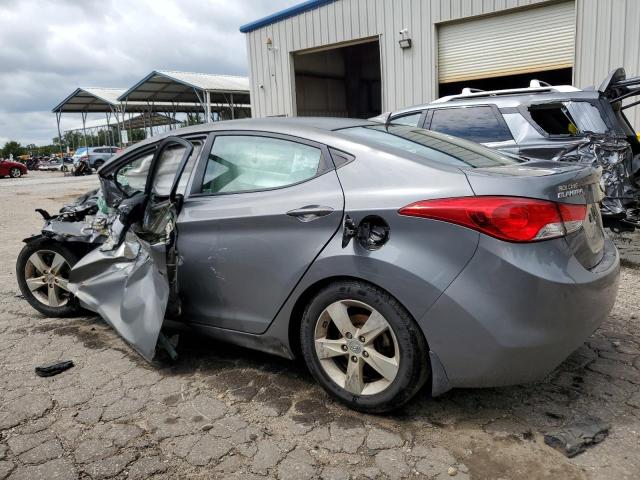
[0,0,298,145]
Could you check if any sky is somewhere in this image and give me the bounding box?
[0,0,299,146]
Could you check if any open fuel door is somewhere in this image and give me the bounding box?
[68,137,194,361]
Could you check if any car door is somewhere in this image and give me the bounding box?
[177,131,345,334]
[69,136,196,361]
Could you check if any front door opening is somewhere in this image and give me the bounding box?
[293,40,381,118]
[438,68,573,98]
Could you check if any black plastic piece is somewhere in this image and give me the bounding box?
[341,215,358,248]
[35,360,74,377]
[35,208,51,220]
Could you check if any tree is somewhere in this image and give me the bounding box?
[2,140,24,159]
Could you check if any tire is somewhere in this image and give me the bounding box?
[9,167,21,178]
[16,238,83,317]
[93,160,104,170]
[300,280,430,413]
[61,165,68,172]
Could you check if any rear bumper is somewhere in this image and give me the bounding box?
[420,235,620,391]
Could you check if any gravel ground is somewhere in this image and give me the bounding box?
[0,171,639,480]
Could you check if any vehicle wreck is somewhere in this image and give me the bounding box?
[17,118,620,412]
[377,68,640,232]
[21,137,192,361]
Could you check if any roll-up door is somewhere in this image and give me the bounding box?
[438,2,575,84]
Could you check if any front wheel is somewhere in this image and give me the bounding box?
[16,238,83,317]
[300,280,430,413]
[9,167,22,178]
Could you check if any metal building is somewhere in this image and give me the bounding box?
[241,0,640,127]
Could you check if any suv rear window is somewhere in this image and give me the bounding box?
[528,102,609,136]
[428,106,513,143]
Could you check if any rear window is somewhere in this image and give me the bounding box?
[428,106,513,143]
[528,101,609,136]
[338,125,519,168]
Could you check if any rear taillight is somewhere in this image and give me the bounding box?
[399,196,587,243]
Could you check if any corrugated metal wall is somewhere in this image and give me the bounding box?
[245,0,639,129]
[574,0,640,128]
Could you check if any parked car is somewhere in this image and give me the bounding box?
[0,158,28,178]
[72,146,119,170]
[40,157,74,172]
[16,118,619,412]
[374,68,640,232]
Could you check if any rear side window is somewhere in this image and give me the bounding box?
[200,136,322,194]
[391,112,422,127]
[528,102,609,136]
[338,125,519,168]
[429,106,513,143]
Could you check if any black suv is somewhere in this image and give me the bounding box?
[375,68,640,231]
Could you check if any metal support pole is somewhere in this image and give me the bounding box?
[230,93,235,120]
[81,111,88,150]
[55,111,64,155]
[205,91,212,123]
[105,112,112,146]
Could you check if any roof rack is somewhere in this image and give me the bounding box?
[432,82,580,104]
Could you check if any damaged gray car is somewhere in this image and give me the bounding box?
[375,68,640,232]
[17,118,620,412]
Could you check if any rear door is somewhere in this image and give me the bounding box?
[177,131,344,334]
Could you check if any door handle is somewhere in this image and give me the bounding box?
[286,205,335,222]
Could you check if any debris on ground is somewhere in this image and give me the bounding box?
[543,416,610,457]
[35,360,74,377]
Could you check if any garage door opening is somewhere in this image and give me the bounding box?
[293,39,381,118]
[439,67,573,97]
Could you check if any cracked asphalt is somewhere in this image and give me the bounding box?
[1,171,639,479]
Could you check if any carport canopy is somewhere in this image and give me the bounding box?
[52,87,126,113]
[118,70,250,105]
[51,87,206,114]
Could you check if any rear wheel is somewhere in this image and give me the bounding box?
[300,280,430,413]
[93,160,104,170]
[9,167,21,178]
[16,238,82,317]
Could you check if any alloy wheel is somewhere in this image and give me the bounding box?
[24,250,71,307]
[314,299,400,395]
[10,168,21,178]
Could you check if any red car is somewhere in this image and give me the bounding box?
[0,159,28,178]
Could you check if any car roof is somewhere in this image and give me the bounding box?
[115,117,376,153]
[391,86,601,115]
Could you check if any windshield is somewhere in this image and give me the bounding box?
[338,125,520,168]
[73,147,88,157]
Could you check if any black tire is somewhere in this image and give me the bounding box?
[300,280,430,413]
[16,238,83,317]
[93,160,104,171]
[9,167,21,178]
[61,165,68,172]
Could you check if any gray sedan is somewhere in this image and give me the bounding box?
[16,118,620,412]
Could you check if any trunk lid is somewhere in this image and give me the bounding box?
[463,160,605,268]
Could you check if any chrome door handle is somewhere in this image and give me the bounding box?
[286,205,335,222]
